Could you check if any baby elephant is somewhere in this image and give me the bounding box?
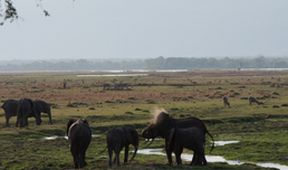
[168,127,207,166]
[66,119,92,169]
[106,126,139,167]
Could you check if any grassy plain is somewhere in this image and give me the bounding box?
[0,70,287,170]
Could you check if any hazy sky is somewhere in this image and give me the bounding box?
[0,0,288,60]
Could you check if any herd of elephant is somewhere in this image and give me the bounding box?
[1,96,262,169]
[1,98,52,127]
[67,111,215,169]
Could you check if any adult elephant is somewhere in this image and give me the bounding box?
[17,98,41,127]
[141,111,214,165]
[33,99,52,124]
[1,99,19,127]
[66,119,92,169]
[106,126,139,167]
[1,99,50,127]
[168,127,206,166]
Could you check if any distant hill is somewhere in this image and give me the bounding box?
[0,56,288,72]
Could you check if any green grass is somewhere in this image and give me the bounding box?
[0,71,287,169]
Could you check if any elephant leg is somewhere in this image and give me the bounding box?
[19,116,24,128]
[124,145,129,163]
[82,151,87,166]
[73,154,79,168]
[78,150,86,168]
[78,154,84,168]
[48,111,52,124]
[5,115,10,127]
[113,156,117,164]
[202,155,207,165]
[16,114,21,127]
[196,152,202,166]
[34,112,41,125]
[199,148,207,165]
[191,151,198,165]
[23,116,28,127]
[115,151,120,166]
[71,146,79,168]
[18,114,28,128]
[175,147,183,165]
[108,148,113,167]
[175,153,182,165]
[165,139,173,165]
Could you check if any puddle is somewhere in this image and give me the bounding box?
[256,163,288,170]
[138,149,165,156]
[137,148,288,170]
[42,134,100,140]
[214,140,240,146]
[76,74,148,77]
[137,149,242,165]
[43,135,63,140]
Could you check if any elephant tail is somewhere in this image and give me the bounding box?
[206,129,215,153]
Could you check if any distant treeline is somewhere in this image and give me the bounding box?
[0,56,288,71]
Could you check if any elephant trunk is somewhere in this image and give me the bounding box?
[206,129,215,153]
[129,145,138,161]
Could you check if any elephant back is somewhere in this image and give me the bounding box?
[18,98,34,116]
[33,100,51,113]
[68,119,91,142]
[174,117,207,133]
[106,127,125,144]
[123,126,139,146]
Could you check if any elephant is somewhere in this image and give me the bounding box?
[66,119,92,169]
[16,98,40,127]
[167,127,206,166]
[223,96,230,108]
[1,99,19,127]
[33,99,52,124]
[106,126,139,167]
[141,111,214,165]
[1,99,52,127]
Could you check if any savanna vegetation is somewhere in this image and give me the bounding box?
[0,70,287,170]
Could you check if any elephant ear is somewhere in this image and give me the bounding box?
[155,112,170,125]
[66,119,77,136]
[153,112,170,136]
[130,129,139,146]
[123,126,137,145]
